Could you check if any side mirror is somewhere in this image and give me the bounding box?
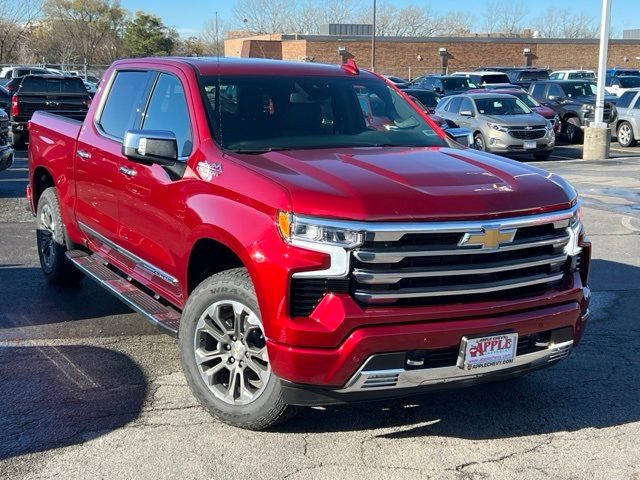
[459,110,473,117]
[445,127,473,147]
[122,130,178,166]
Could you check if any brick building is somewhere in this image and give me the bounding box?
[224,33,640,79]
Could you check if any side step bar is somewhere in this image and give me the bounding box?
[66,250,181,337]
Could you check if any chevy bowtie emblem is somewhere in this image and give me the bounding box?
[458,226,517,249]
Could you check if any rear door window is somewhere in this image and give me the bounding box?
[616,91,636,109]
[98,70,154,140]
[547,84,564,98]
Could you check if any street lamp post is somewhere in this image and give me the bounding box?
[371,0,376,72]
[583,0,613,160]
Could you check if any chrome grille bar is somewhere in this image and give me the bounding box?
[353,254,567,285]
[354,234,570,264]
[354,272,565,304]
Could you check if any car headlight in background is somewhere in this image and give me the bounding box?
[277,212,363,248]
[487,122,508,132]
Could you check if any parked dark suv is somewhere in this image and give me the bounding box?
[0,109,14,172]
[481,67,550,89]
[417,75,476,96]
[529,80,618,143]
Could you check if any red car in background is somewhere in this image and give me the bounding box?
[469,88,561,132]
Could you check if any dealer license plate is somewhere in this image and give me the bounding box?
[523,141,537,149]
[458,333,518,371]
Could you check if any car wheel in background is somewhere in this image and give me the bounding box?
[11,131,26,150]
[473,132,486,151]
[617,121,636,147]
[179,268,297,430]
[564,117,583,144]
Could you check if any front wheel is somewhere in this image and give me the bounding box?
[36,188,85,285]
[179,268,296,430]
[564,117,583,144]
[473,132,486,151]
[617,121,636,147]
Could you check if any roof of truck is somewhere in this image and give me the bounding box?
[112,56,377,78]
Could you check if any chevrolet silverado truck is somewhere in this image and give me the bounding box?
[27,57,591,430]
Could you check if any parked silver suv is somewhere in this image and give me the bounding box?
[614,88,640,147]
[435,93,555,160]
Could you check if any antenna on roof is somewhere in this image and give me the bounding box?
[215,11,223,153]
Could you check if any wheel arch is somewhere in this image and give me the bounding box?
[32,165,55,210]
[186,236,246,295]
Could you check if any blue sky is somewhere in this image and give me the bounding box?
[119,0,639,37]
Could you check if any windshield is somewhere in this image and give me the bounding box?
[474,97,532,115]
[519,70,549,81]
[480,74,510,84]
[568,72,595,80]
[619,77,640,88]
[442,77,475,90]
[201,75,447,152]
[19,77,87,94]
[561,82,597,97]
[509,92,541,108]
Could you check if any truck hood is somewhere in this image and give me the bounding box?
[482,113,548,126]
[230,147,575,221]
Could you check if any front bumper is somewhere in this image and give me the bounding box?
[280,323,580,406]
[485,130,555,155]
[0,145,14,172]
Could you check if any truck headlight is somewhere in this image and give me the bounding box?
[565,204,583,256]
[581,104,594,112]
[487,122,508,132]
[277,212,363,248]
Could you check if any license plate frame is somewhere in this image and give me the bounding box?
[457,332,518,371]
[523,140,537,149]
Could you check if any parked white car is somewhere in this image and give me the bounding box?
[549,70,596,81]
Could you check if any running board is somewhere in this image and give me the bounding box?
[66,250,181,337]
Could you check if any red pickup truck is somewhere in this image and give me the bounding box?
[27,57,591,430]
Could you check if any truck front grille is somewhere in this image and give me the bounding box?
[508,126,547,140]
[351,213,573,307]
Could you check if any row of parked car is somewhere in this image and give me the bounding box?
[386,66,640,157]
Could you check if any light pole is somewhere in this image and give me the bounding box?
[583,0,612,160]
[371,0,376,71]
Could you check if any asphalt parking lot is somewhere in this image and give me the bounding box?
[1,146,639,480]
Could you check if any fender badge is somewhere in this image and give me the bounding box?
[196,161,223,181]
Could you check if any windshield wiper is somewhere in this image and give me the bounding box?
[227,147,291,154]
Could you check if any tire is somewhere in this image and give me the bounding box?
[179,268,296,430]
[533,151,552,161]
[564,117,583,144]
[36,188,85,285]
[473,132,486,151]
[11,131,26,150]
[617,121,636,148]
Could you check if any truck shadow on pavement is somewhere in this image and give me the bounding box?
[280,259,639,438]
[0,344,146,460]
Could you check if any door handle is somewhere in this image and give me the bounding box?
[119,166,137,177]
[77,150,91,159]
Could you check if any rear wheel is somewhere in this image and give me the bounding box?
[564,117,583,144]
[617,121,636,147]
[179,268,296,430]
[473,132,486,151]
[36,188,85,285]
[11,131,26,150]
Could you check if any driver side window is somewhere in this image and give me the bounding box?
[547,85,564,99]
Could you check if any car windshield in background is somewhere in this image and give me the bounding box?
[619,77,640,88]
[561,82,597,97]
[510,92,541,108]
[200,75,447,152]
[474,97,532,115]
[19,77,87,94]
[410,91,438,108]
[481,74,510,84]
[442,77,475,89]
[519,71,549,81]
[568,72,595,80]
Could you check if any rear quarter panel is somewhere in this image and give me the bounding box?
[28,112,83,242]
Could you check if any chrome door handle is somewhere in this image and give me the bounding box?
[77,150,91,159]
[119,166,137,177]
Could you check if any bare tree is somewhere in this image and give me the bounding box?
[200,16,226,55]
[231,0,297,34]
[357,1,442,37]
[482,1,527,34]
[0,0,43,63]
[533,8,598,39]
[437,12,473,37]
